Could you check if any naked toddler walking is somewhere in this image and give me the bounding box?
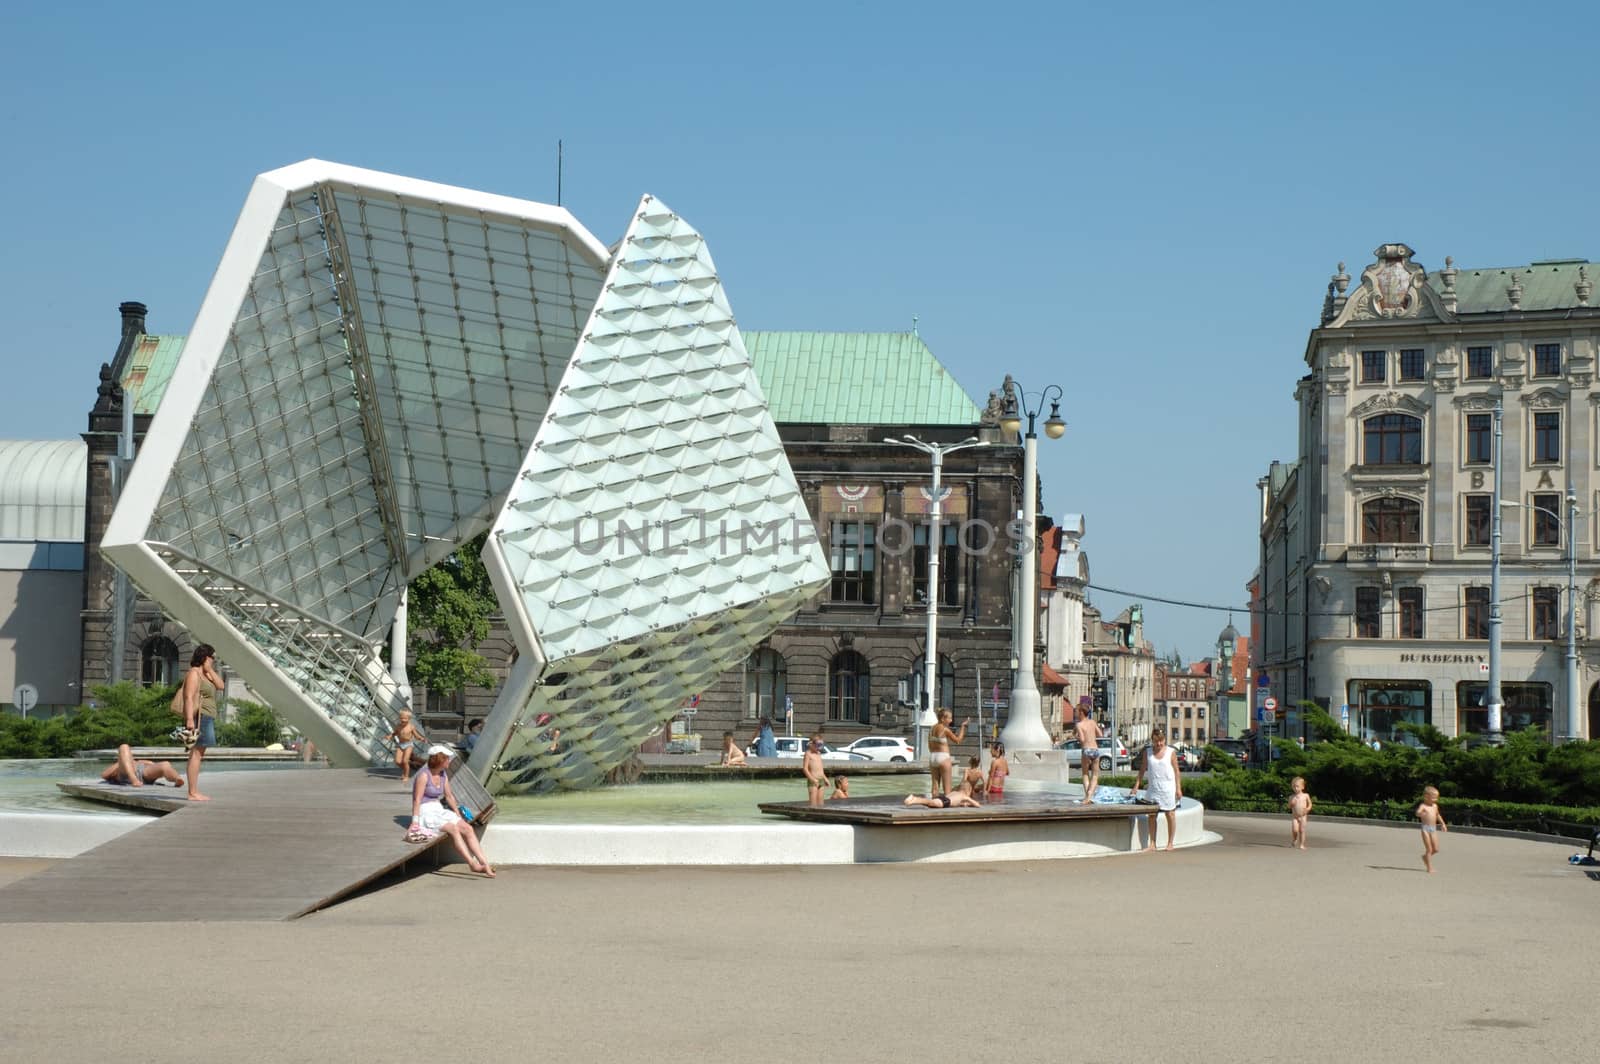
[1416,785,1447,873]
[1288,776,1312,850]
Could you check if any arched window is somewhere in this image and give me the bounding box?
[828,651,871,724]
[1363,414,1422,465]
[745,648,787,720]
[140,636,179,688]
[1362,497,1421,544]
[910,653,956,712]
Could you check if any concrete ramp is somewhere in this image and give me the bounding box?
[0,763,494,923]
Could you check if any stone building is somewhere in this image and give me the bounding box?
[1083,604,1156,746]
[688,332,1029,752]
[1154,661,1212,747]
[78,302,198,692]
[1257,244,1600,742]
[1041,514,1093,725]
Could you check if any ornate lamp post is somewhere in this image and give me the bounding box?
[883,434,987,760]
[998,376,1065,753]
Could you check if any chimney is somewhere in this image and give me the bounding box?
[106,301,149,400]
[119,301,148,341]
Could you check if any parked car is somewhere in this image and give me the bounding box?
[1056,736,1131,771]
[1204,738,1249,769]
[1173,745,1203,772]
[837,736,916,762]
[747,736,870,761]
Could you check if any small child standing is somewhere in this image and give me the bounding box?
[959,755,986,800]
[802,734,828,807]
[1287,776,1312,850]
[1416,785,1448,873]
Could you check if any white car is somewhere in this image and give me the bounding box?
[1056,736,1131,771]
[837,736,916,762]
[747,736,870,761]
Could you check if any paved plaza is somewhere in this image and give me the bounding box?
[0,816,1592,1063]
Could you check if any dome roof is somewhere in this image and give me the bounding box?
[0,440,87,541]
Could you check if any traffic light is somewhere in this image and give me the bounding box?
[1092,678,1107,713]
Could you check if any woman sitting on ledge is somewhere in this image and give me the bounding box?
[904,790,981,809]
[410,746,495,878]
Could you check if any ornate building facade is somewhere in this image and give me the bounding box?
[1258,244,1600,741]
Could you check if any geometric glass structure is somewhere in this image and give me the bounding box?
[103,161,829,794]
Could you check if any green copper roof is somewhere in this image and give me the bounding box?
[743,331,983,425]
[1450,259,1592,314]
[121,334,186,414]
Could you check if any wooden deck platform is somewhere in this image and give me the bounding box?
[758,792,1161,825]
[0,760,494,923]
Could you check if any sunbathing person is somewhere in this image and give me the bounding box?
[904,790,981,809]
[101,743,184,788]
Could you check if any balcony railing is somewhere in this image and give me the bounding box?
[1345,544,1430,565]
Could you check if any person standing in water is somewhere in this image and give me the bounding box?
[180,644,223,802]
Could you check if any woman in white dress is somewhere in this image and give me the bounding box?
[1130,725,1183,852]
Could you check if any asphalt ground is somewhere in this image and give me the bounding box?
[0,815,1593,1063]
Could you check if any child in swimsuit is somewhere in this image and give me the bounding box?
[986,742,1008,799]
[1288,776,1312,850]
[959,755,986,799]
[385,710,424,781]
[1415,785,1447,873]
[829,775,850,800]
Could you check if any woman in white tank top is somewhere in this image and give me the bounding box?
[1131,726,1183,852]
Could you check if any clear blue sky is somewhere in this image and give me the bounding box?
[3,1,1596,661]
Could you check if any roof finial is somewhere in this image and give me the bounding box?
[1333,261,1350,296]
[911,314,919,338]
[1508,272,1524,311]
[1439,255,1458,313]
[1576,265,1592,307]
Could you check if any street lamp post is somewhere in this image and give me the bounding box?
[1502,488,1590,743]
[998,377,1065,753]
[883,434,987,760]
[1487,399,1505,742]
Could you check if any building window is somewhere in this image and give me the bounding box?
[1534,412,1561,463]
[140,636,179,688]
[1532,492,1562,546]
[1534,343,1562,378]
[827,651,871,723]
[910,653,956,712]
[1399,348,1425,381]
[1184,706,1192,719]
[1465,413,1492,465]
[1464,586,1490,639]
[1457,681,1551,737]
[912,524,961,607]
[1466,346,1493,380]
[1398,587,1424,639]
[1360,350,1386,384]
[1533,587,1560,639]
[1197,706,1206,719]
[425,686,464,718]
[1363,414,1422,465]
[1464,494,1492,547]
[1362,497,1421,544]
[745,648,787,720]
[829,521,876,603]
[1355,586,1381,638]
[1351,680,1431,745]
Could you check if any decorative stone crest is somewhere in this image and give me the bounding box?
[1352,485,1426,502]
[1349,391,1429,418]
[1453,394,1501,410]
[1522,388,1567,410]
[1360,244,1426,319]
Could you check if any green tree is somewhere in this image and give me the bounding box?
[406,532,497,695]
